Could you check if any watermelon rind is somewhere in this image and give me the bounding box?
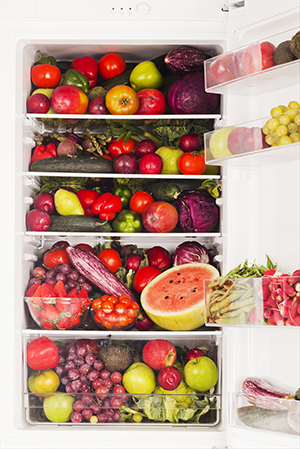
[140,263,219,331]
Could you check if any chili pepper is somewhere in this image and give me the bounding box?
[112,209,143,233]
[34,50,57,66]
[91,192,122,221]
[26,336,59,370]
[31,143,57,164]
[70,56,98,88]
[113,184,132,208]
[60,69,90,94]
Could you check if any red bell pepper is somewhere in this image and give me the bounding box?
[70,56,98,88]
[26,336,59,370]
[76,189,100,217]
[31,143,57,164]
[91,192,122,221]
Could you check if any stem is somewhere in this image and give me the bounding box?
[142,131,162,147]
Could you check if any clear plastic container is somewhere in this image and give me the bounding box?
[24,333,222,426]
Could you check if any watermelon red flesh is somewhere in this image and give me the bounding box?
[141,263,219,331]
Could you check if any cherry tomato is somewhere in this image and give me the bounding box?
[107,295,119,305]
[119,295,131,307]
[43,248,70,270]
[102,300,115,314]
[105,311,119,326]
[118,315,130,327]
[94,309,106,323]
[97,249,121,273]
[92,298,104,309]
[31,64,61,88]
[108,136,137,159]
[129,191,154,216]
[178,153,206,175]
[147,246,171,270]
[115,303,127,316]
[74,243,95,253]
[105,85,139,115]
[132,266,161,293]
[98,53,126,80]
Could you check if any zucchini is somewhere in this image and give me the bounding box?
[144,181,181,202]
[30,155,113,173]
[48,215,111,233]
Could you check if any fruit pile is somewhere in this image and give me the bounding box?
[25,279,91,330]
[262,101,300,146]
[26,337,219,425]
[91,294,140,330]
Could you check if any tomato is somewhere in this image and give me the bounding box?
[105,85,139,115]
[28,369,60,396]
[91,298,104,309]
[178,153,206,175]
[43,248,70,270]
[129,191,154,216]
[31,64,61,88]
[98,53,126,80]
[97,248,121,273]
[119,295,131,307]
[74,243,95,253]
[108,136,137,159]
[147,246,171,270]
[132,266,161,293]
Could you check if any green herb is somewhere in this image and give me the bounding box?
[39,176,88,193]
[105,119,162,147]
[152,119,209,147]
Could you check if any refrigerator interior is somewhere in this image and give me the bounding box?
[0,0,299,448]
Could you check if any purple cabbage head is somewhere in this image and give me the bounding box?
[172,190,219,233]
[173,241,212,266]
[167,72,219,115]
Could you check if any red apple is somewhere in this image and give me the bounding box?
[26,209,51,231]
[33,192,55,214]
[134,139,157,158]
[88,96,109,115]
[142,339,176,370]
[139,153,163,174]
[157,366,181,390]
[50,85,89,114]
[179,133,202,152]
[136,88,166,115]
[134,310,154,331]
[185,348,206,364]
[27,93,50,113]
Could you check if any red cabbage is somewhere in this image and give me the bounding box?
[173,241,212,266]
[172,190,219,233]
[167,72,219,115]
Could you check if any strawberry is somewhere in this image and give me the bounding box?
[41,282,57,299]
[70,315,81,328]
[44,303,60,323]
[56,297,70,314]
[54,280,67,298]
[28,284,43,310]
[26,282,41,297]
[70,297,82,316]
[77,288,91,308]
[57,316,71,330]
[40,310,56,329]
[67,288,79,298]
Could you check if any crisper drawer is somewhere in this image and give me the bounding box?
[23,332,222,427]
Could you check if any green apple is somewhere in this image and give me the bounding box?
[184,356,218,392]
[130,61,163,91]
[155,146,184,174]
[43,394,75,422]
[123,362,156,395]
[30,88,56,114]
[209,126,235,160]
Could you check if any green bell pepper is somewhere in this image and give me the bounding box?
[34,50,57,66]
[113,185,132,209]
[61,69,89,94]
[112,210,142,233]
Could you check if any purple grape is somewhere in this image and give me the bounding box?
[81,282,92,293]
[54,264,63,273]
[79,373,88,385]
[103,399,111,409]
[82,408,93,420]
[67,280,77,289]
[61,376,70,386]
[74,356,85,366]
[60,264,71,274]
[58,356,65,364]
[97,413,107,423]
[68,369,79,380]
[33,266,46,279]
[79,364,91,375]
[92,379,103,389]
[46,278,56,286]
[71,411,83,423]
[106,417,114,423]
[77,276,86,285]
[68,270,79,281]
[103,378,113,389]
[110,397,123,409]
[65,383,74,393]
[113,410,122,422]
[27,278,42,288]
[64,284,71,293]
[93,360,104,371]
[73,400,85,412]
[45,270,56,281]
[80,384,90,393]
[55,365,65,377]
[90,403,101,415]
[58,346,66,355]
[85,353,96,366]
[66,353,76,361]
[66,344,76,353]
[100,370,110,380]
[71,379,83,392]
[87,369,99,382]
[105,408,114,418]
[76,345,88,358]
[65,361,75,371]
[82,394,94,405]
[55,273,66,282]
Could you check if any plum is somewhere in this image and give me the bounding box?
[139,153,163,174]
[179,133,202,152]
[134,139,157,158]
[27,93,50,113]
[113,153,137,174]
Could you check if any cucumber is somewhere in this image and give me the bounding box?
[30,156,113,173]
[144,181,181,202]
[48,215,112,233]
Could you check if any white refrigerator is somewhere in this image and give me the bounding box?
[0,0,299,447]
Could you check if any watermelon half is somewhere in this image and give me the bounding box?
[141,263,219,331]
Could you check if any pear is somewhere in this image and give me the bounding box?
[54,189,84,216]
[155,146,184,174]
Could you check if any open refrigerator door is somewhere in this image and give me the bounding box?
[0,1,299,448]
